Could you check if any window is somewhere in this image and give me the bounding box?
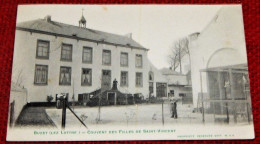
[136,72,143,87]
[156,83,167,97]
[36,40,49,59]
[149,71,154,81]
[81,68,92,86]
[120,52,128,67]
[179,93,185,97]
[59,67,71,85]
[120,71,128,86]
[135,54,142,68]
[61,43,72,61]
[34,65,48,85]
[149,82,154,94]
[82,47,92,63]
[170,90,175,94]
[102,50,111,65]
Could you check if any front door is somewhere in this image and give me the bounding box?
[107,92,116,105]
[102,70,111,91]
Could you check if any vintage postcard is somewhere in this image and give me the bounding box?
[6,4,254,141]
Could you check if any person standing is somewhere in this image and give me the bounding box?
[170,101,174,118]
[173,101,178,119]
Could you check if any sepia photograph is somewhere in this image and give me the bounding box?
[6,4,254,141]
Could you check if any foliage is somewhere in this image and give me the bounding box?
[168,37,190,72]
[47,95,54,103]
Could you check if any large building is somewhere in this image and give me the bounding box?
[11,15,167,103]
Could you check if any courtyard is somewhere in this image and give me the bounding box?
[45,103,243,130]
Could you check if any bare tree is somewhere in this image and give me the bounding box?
[168,37,190,73]
[13,68,24,87]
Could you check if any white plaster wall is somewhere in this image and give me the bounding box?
[148,61,168,97]
[168,86,191,98]
[12,30,150,103]
[8,88,27,126]
[189,5,248,107]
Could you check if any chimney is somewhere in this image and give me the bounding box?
[44,15,51,22]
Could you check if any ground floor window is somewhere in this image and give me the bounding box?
[59,66,71,85]
[156,83,167,97]
[34,64,48,85]
[120,71,128,86]
[136,72,143,87]
[81,68,92,86]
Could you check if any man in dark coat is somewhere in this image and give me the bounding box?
[171,100,178,119]
[173,101,178,119]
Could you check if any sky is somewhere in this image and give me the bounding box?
[17,5,222,69]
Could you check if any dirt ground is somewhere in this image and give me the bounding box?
[46,103,216,129]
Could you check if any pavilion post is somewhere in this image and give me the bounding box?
[217,70,224,114]
[200,72,205,123]
[229,68,237,124]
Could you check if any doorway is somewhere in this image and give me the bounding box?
[107,92,116,105]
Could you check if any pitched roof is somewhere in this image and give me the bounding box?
[160,68,183,75]
[16,18,148,50]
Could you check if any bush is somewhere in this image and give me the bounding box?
[47,95,54,103]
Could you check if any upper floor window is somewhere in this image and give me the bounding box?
[82,47,92,63]
[136,72,143,87]
[61,43,72,61]
[120,71,128,87]
[82,68,92,86]
[59,66,71,85]
[120,52,128,67]
[102,50,111,65]
[34,64,48,85]
[135,54,142,68]
[36,40,50,59]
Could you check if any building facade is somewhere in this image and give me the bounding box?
[161,68,193,103]
[11,15,168,103]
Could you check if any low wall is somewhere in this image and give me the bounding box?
[8,88,27,127]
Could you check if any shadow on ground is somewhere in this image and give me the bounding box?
[15,106,56,128]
